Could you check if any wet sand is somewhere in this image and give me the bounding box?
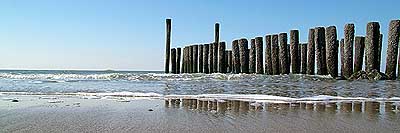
[1,95,400,133]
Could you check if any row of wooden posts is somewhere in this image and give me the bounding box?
[165,19,400,80]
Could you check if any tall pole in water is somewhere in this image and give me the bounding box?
[177,47,181,74]
[290,30,300,74]
[165,19,171,73]
[365,22,380,72]
[385,20,400,79]
[307,29,315,75]
[215,23,220,46]
[265,35,273,75]
[279,33,289,74]
[255,37,264,74]
[343,24,354,79]
[315,27,327,75]
[325,26,338,78]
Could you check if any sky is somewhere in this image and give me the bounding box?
[0,0,398,71]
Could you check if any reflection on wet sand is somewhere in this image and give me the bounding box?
[164,98,400,120]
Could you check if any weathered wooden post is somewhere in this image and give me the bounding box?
[290,30,300,74]
[227,51,233,73]
[182,47,186,73]
[199,45,203,73]
[279,33,289,74]
[343,24,354,78]
[193,45,199,73]
[378,34,383,71]
[255,37,264,74]
[219,42,226,73]
[165,19,172,73]
[249,39,256,73]
[213,43,219,73]
[265,35,273,75]
[385,20,400,79]
[203,44,210,74]
[271,35,280,75]
[315,27,327,75]
[239,38,249,73]
[171,48,177,74]
[177,48,181,74]
[365,22,381,72]
[189,45,194,73]
[209,43,214,73]
[287,44,291,68]
[300,43,308,74]
[307,29,315,75]
[215,23,220,46]
[354,36,365,73]
[185,47,189,73]
[232,40,241,73]
[340,39,344,77]
[326,26,338,78]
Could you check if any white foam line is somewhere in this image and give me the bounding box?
[2,91,400,103]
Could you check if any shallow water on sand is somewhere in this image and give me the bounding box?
[1,70,400,132]
[0,95,399,133]
[0,70,399,99]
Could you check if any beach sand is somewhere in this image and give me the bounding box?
[1,95,400,133]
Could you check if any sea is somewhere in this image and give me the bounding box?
[0,69,399,98]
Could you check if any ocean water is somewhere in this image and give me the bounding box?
[0,70,399,99]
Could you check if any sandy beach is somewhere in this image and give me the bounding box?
[1,95,399,133]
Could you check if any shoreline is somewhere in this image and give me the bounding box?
[1,95,399,132]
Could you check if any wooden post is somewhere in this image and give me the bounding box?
[340,39,344,77]
[182,47,186,73]
[365,22,381,72]
[171,48,177,74]
[300,43,308,74]
[209,43,214,73]
[249,39,256,73]
[290,30,300,74]
[219,42,226,73]
[255,37,264,74]
[193,45,198,73]
[265,35,273,75]
[271,35,280,75]
[203,44,210,74]
[185,47,189,73]
[385,20,400,79]
[227,51,233,73]
[189,46,194,73]
[213,43,218,73]
[378,34,383,71]
[232,40,241,74]
[288,44,291,69]
[315,27,327,75]
[307,29,315,75]
[215,23,220,46]
[177,48,181,74]
[354,36,365,73]
[343,24,354,78]
[199,45,203,73]
[165,19,171,73]
[279,33,289,74]
[239,38,249,73]
[326,26,338,78]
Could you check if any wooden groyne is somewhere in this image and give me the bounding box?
[165,19,400,80]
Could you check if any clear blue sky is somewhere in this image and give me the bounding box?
[0,0,398,71]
